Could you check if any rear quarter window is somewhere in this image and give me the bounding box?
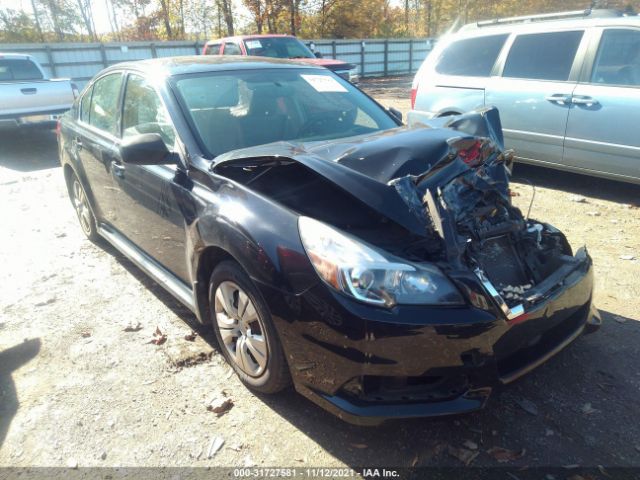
[503,30,584,81]
[435,34,508,77]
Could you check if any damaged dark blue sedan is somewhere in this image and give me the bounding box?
[58,56,601,425]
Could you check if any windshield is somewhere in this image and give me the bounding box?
[172,68,398,158]
[243,37,315,59]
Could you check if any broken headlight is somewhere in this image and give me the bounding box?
[298,216,464,308]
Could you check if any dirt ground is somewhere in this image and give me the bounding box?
[1,78,640,472]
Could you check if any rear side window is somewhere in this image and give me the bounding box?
[435,34,508,76]
[591,29,640,86]
[0,58,44,81]
[88,73,123,136]
[223,42,242,55]
[503,31,583,81]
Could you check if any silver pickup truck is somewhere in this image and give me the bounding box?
[0,53,77,129]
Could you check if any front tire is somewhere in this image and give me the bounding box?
[209,260,291,394]
[69,173,99,242]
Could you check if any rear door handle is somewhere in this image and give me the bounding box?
[545,94,572,104]
[20,87,37,95]
[571,95,599,106]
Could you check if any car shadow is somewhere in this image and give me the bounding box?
[513,163,640,205]
[100,246,640,468]
[0,128,60,173]
[0,338,41,450]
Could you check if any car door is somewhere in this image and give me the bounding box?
[485,30,587,164]
[113,72,190,282]
[563,27,640,181]
[74,72,124,226]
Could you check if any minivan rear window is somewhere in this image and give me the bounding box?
[503,30,583,81]
[435,34,508,77]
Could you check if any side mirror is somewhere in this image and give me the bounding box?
[120,133,177,165]
[314,51,323,59]
[388,107,403,122]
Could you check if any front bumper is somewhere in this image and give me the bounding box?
[262,249,596,425]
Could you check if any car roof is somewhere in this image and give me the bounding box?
[458,10,640,36]
[102,55,323,78]
[0,53,34,60]
[206,34,294,45]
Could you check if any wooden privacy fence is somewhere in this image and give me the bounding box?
[0,38,434,87]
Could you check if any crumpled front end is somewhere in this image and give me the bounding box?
[213,107,599,425]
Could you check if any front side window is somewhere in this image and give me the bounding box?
[122,74,175,147]
[435,34,508,77]
[223,42,242,55]
[503,30,584,81]
[172,68,398,157]
[88,73,123,135]
[591,29,640,86]
[0,58,44,81]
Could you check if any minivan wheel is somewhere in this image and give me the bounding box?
[209,260,291,393]
[70,174,99,242]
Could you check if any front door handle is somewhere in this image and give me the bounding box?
[20,87,37,95]
[111,161,125,178]
[545,94,572,104]
[571,95,599,106]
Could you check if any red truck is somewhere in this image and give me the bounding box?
[202,34,357,82]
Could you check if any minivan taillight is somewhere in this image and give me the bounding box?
[410,86,417,110]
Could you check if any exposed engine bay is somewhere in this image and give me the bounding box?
[214,107,589,318]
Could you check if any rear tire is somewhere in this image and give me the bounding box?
[209,260,291,394]
[69,172,99,242]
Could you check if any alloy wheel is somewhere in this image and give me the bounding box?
[214,281,269,377]
[72,178,92,235]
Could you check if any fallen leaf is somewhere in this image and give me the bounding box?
[448,445,479,466]
[207,396,234,416]
[515,398,538,416]
[147,326,167,346]
[581,403,598,415]
[350,443,368,449]
[184,331,198,341]
[569,195,587,203]
[619,255,636,261]
[411,455,419,467]
[487,447,525,463]
[586,211,601,217]
[613,315,627,323]
[80,331,91,338]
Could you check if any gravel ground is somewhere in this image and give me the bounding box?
[1,81,640,471]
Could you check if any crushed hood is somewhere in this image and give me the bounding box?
[212,107,507,238]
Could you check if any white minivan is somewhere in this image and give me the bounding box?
[410,9,640,184]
